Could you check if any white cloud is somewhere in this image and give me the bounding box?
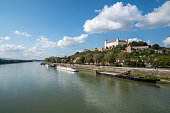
[24,46,46,58]
[0,36,10,41]
[0,44,25,60]
[83,2,142,33]
[128,38,142,43]
[0,35,59,59]
[146,40,153,45]
[128,38,152,45]
[162,37,170,46]
[24,36,57,58]
[36,36,57,48]
[57,34,88,48]
[0,36,58,59]
[0,44,45,59]
[14,30,32,37]
[94,9,101,13]
[84,1,170,33]
[136,1,170,29]
[0,44,25,52]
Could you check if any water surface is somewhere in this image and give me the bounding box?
[0,62,170,113]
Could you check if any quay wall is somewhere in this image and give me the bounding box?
[46,63,170,78]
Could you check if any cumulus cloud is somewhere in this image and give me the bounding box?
[84,1,170,33]
[83,2,142,33]
[0,36,58,59]
[135,1,170,29]
[94,9,101,13]
[25,36,57,57]
[162,37,170,46]
[0,44,46,59]
[36,36,57,48]
[128,38,142,42]
[14,30,32,37]
[0,44,26,60]
[24,46,46,58]
[146,40,153,45]
[57,34,88,48]
[0,36,10,41]
[0,44,25,52]
[128,38,152,45]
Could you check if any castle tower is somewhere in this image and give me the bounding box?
[104,40,107,48]
[116,37,119,46]
[126,38,128,43]
[116,37,119,42]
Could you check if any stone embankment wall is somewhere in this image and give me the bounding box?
[47,63,170,78]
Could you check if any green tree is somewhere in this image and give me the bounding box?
[78,55,85,64]
[138,41,147,46]
[129,41,147,46]
[93,53,103,63]
[45,58,50,62]
[152,44,160,50]
[50,58,55,63]
[156,56,170,67]
[104,51,115,64]
[55,57,61,63]
[85,53,93,64]
[118,52,130,66]
[161,47,167,54]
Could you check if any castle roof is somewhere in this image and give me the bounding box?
[107,40,116,43]
[119,40,126,42]
[106,40,126,43]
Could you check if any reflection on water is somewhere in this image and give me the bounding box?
[0,62,170,113]
[77,71,169,113]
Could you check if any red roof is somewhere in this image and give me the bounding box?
[119,40,126,42]
[107,40,126,43]
[107,40,116,43]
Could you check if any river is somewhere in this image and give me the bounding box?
[0,62,170,113]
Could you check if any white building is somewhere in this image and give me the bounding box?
[105,37,128,48]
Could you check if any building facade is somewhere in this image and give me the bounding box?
[105,37,128,48]
[126,45,150,52]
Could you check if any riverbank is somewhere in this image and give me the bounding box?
[42,62,170,78]
[96,71,161,83]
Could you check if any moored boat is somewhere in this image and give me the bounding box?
[96,71,160,83]
[57,66,78,72]
[45,64,51,68]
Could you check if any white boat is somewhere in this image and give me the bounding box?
[45,64,51,68]
[57,66,78,72]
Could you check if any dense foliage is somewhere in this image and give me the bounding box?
[128,41,148,46]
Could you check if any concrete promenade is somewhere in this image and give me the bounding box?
[62,64,170,78]
[43,62,170,78]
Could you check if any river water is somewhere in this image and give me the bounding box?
[0,62,170,113]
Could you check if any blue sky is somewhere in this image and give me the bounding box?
[0,0,170,59]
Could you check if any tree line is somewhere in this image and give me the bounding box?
[0,59,33,64]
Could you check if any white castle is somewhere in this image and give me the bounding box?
[105,37,128,48]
